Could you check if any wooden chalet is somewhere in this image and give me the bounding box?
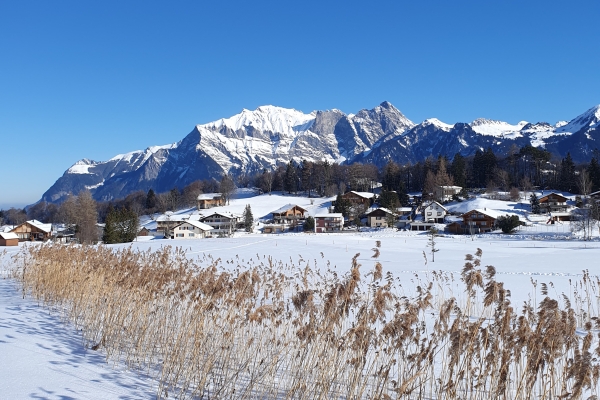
[197,193,225,210]
[0,232,19,246]
[366,208,395,228]
[538,193,569,214]
[460,209,502,234]
[10,220,52,242]
[200,212,238,236]
[314,213,343,233]
[340,191,375,208]
[271,204,307,224]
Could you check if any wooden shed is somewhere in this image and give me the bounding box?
[0,232,19,246]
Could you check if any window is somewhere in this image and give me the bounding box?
[189,233,195,237]
[481,222,487,226]
[437,212,442,216]
[176,233,184,238]
[376,216,382,220]
[427,212,432,216]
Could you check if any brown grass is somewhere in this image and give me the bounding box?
[7,243,600,399]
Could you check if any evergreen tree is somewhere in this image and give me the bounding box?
[530,193,541,214]
[333,194,351,218]
[497,215,521,233]
[379,190,399,211]
[243,204,253,232]
[102,207,139,244]
[587,156,600,192]
[450,153,467,188]
[303,216,315,232]
[102,205,119,244]
[559,153,576,192]
[145,189,157,210]
[284,161,298,194]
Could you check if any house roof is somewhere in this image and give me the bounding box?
[539,192,568,202]
[315,213,344,218]
[366,207,394,216]
[345,191,375,199]
[155,214,190,222]
[200,211,237,220]
[197,193,222,200]
[0,232,18,240]
[12,220,52,233]
[437,185,462,190]
[422,201,448,212]
[271,204,307,214]
[462,208,504,220]
[175,220,214,231]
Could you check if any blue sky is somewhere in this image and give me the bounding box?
[1,1,599,208]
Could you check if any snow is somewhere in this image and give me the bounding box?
[67,160,94,174]
[3,191,600,397]
[423,118,453,130]
[470,118,528,137]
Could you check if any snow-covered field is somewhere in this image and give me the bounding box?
[2,191,600,398]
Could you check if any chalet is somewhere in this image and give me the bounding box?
[10,220,52,242]
[155,213,190,236]
[271,204,307,224]
[410,219,437,231]
[138,227,150,236]
[340,191,375,208]
[170,220,213,239]
[421,201,448,223]
[434,185,462,202]
[460,208,502,234]
[200,212,238,236]
[538,193,569,214]
[314,213,344,233]
[197,193,225,210]
[0,232,19,246]
[262,224,287,234]
[366,208,395,228]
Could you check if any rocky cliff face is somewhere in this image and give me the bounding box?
[41,103,600,203]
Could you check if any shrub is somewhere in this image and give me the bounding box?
[497,214,520,233]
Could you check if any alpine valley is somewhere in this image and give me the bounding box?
[42,102,600,203]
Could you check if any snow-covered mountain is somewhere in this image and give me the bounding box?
[41,103,600,203]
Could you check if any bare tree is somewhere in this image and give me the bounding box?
[495,168,511,192]
[219,174,235,205]
[577,169,593,200]
[75,190,98,244]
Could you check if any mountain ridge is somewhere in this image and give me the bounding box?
[41,102,600,203]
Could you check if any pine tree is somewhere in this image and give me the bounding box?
[145,189,157,210]
[103,207,139,244]
[303,216,315,232]
[333,194,351,218]
[243,204,253,232]
[587,156,600,192]
[559,153,576,192]
[102,205,119,244]
[451,153,467,188]
[284,161,298,194]
[530,193,541,214]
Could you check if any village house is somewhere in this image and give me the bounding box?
[421,201,448,223]
[170,220,213,239]
[340,191,375,208]
[0,232,19,246]
[314,213,344,233]
[434,185,462,202]
[538,192,569,214]
[10,220,52,242]
[365,208,395,228]
[155,213,191,237]
[271,204,307,224]
[458,208,502,234]
[197,193,225,210]
[200,212,239,237]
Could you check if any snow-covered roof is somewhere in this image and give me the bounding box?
[271,204,307,214]
[463,208,504,220]
[25,220,52,233]
[200,211,238,220]
[349,191,375,199]
[0,232,18,240]
[366,207,394,216]
[398,207,413,212]
[155,214,190,222]
[0,225,15,233]
[175,220,214,231]
[197,193,222,200]
[315,213,343,218]
[423,201,448,212]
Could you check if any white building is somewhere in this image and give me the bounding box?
[171,220,214,239]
